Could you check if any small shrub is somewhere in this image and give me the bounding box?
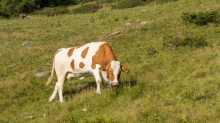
[163,34,208,47]
[155,0,179,4]
[95,0,119,4]
[147,48,157,55]
[62,117,79,122]
[72,4,102,14]
[181,11,220,26]
[33,6,69,16]
[112,0,144,9]
[81,0,95,4]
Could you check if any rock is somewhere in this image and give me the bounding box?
[45,63,51,66]
[126,23,132,26]
[23,41,33,46]
[34,71,49,77]
[53,103,57,107]
[24,116,35,119]
[138,21,148,27]
[153,11,159,15]
[19,14,27,19]
[136,19,141,22]
[9,64,15,67]
[110,31,121,36]
[82,108,87,111]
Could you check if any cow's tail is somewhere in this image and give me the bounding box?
[46,59,55,86]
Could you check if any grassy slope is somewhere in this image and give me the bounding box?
[0,0,220,122]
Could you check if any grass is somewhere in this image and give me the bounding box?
[0,0,220,122]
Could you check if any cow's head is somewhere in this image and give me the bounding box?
[99,61,131,86]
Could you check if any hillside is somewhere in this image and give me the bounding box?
[0,0,220,122]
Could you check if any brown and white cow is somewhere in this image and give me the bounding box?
[46,42,131,102]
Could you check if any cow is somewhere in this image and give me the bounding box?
[46,42,131,102]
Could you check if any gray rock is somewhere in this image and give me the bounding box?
[23,41,33,46]
[82,108,87,111]
[34,71,49,77]
[24,116,35,119]
[126,23,132,26]
[19,14,27,19]
[110,31,121,36]
[45,63,51,65]
[9,64,15,67]
[53,103,57,107]
[138,21,148,27]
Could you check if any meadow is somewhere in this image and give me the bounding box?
[0,0,220,122]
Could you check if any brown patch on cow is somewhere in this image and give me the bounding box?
[105,64,115,82]
[70,59,75,69]
[53,49,62,63]
[117,67,121,80]
[67,48,75,57]
[81,47,89,58]
[91,43,117,69]
[54,49,61,58]
[76,45,84,49]
[79,62,85,68]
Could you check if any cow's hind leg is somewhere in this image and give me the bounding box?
[48,74,66,102]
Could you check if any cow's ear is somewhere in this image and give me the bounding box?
[121,66,131,73]
[99,66,108,71]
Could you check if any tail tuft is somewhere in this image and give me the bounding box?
[46,76,53,86]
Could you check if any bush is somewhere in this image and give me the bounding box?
[33,6,69,16]
[72,3,101,14]
[155,0,179,4]
[95,0,119,4]
[163,34,208,47]
[112,0,144,9]
[181,11,220,26]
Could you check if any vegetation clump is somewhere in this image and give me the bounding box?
[181,11,220,26]
[163,34,208,47]
[111,0,144,9]
[33,6,69,16]
[72,3,102,14]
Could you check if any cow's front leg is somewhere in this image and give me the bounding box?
[93,70,102,94]
[108,81,111,88]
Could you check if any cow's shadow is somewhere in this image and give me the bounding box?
[63,79,137,101]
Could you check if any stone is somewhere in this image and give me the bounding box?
[23,41,33,46]
[53,103,57,107]
[24,116,35,119]
[126,23,132,26]
[34,71,49,77]
[138,21,148,27]
[45,63,51,65]
[82,108,87,111]
[110,31,121,36]
[19,14,27,19]
[9,64,15,67]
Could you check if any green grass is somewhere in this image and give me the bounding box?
[1,0,220,122]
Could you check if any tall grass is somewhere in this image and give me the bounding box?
[0,0,220,122]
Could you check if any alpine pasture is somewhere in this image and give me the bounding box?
[0,0,220,122]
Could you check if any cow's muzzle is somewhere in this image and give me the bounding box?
[111,82,119,86]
